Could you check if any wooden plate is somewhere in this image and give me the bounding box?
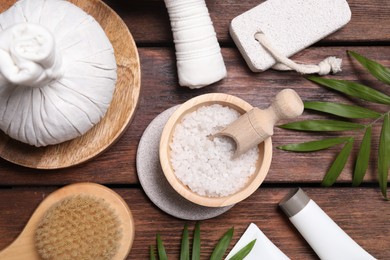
[0,0,141,169]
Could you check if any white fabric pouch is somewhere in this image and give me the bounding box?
[230,0,351,75]
[165,0,227,89]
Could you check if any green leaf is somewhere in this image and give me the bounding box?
[180,224,190,260]
[322,138,354,186]
[348,51,390,85]
[279,120,365,132]
[150,245,156,260]
[353,126,372,186]
[210,227,234,260]
[307,76,390,105]
[192,222,201,260]
[157,234,168,260]
[228,239,257,260]
[378,114,390,199]
[278,137,351,152]
[304,101,381,119]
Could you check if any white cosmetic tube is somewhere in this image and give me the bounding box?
[279,188,376,260]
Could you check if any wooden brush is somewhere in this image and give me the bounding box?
[0,183,134,260]
[214,89,304,158]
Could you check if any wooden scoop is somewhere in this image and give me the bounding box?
[214,89,304,158]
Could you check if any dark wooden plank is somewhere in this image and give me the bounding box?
[103,0,390,44]
[0,46,389,185]
[0,187,388,259]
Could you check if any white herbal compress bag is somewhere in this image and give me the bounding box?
[0,0,117,147]
[230,0,351,74]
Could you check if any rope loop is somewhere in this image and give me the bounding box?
[254,32,342,75]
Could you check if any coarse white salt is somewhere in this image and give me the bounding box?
[170,104,259,197]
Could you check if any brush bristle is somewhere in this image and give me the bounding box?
[35,195,122,260]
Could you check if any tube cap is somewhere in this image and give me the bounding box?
[279,188,310,218]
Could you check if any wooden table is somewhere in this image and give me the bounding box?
[0,0,389,259]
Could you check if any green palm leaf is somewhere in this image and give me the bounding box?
[279,120,365,132]
[228,239,257,260]
[157,234,168,260]
[278,137,351,152]
[150,245,156,260]
[210,227,234,260]
[378,114,390,199]
[304,101,381,119]
[307,76,390,105]
[180,224,189,260]
[322,138,354,186]
[348,51,390,85]
[277,52,390,199]
[192,222,201,260]
[150,224,253,260]
[353,126,372,186]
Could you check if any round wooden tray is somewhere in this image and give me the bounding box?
[0,0,141,169]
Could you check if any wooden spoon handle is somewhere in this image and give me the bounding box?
[269,88,304,121]
[248,89,303,138]
[218,89,303,157]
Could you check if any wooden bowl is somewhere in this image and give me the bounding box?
[0,0,141,169]
[159,93,272,207]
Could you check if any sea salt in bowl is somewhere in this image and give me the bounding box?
[159,93,272,207]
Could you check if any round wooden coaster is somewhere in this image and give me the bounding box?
[136,106,233,220]
[0,0,141,169]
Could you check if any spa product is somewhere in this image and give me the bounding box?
[226,223,290,260]
[230,0,351,74]
[279,188,376,260]
[0,0,117,147]
[170,104,259,197]
[160,93,272,207]
[164,0,227,88]
[216,89,303,157]
[137,106,233,220]
[0,183,134,260]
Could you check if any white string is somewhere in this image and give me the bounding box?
[254,32,342,75]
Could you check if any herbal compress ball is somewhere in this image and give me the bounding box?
[0,0,117,146]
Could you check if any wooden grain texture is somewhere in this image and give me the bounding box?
[0,0,388,259]
[0,183,134,260]
[0,46,388,185]
[0,0,141,169]
[103,0,390,44]
[0,187,388,259]
[159,93,272,207]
